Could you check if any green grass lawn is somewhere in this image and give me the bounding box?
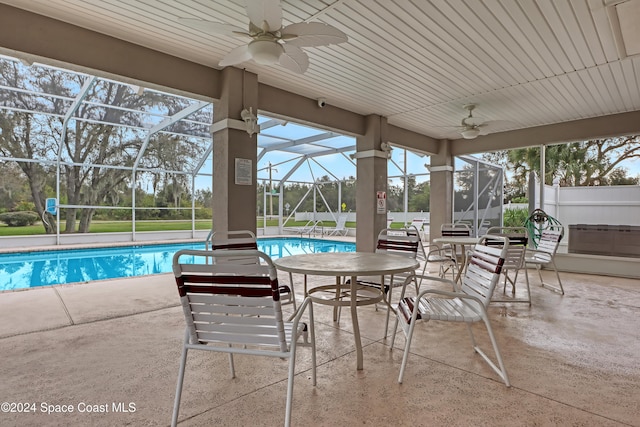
[0,220,213,236]
[0,218,349,236]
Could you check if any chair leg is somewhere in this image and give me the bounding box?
[285,350,296,427]
[480,317,510,387]
[541,260,565,295]
[398,319,418,384]
[524,268,532,306]
[228,353,236,378]
[465,319,510,387]
[532,261,564,295]
[171,336,189,427]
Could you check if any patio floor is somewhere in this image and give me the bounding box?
[0,264,638,426]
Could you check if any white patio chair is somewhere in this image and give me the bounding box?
[391,235,511,386]
[409,218,429,241]
[352,228,420,336]
[209,229,296,309]
[171,249,316,427]
[404,225,457,283]
[485,226,531,305]
[326,215,348,236]
[525,227,565,295]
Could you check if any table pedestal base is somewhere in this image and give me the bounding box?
[307,275,384,370]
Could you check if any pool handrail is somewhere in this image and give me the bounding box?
[283,220,324,238]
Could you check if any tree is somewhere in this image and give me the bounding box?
[503,137,640,187]
[0,58,209,233]
[0,162,31,211]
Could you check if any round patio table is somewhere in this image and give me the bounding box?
[274,252,419,370]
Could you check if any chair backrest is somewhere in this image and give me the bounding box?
[410,218,428,231]
[209,230,259,265]
[441,223,471,237]
[376,228,420,259]
[485,226,528,269]
[535,228,562,256]
[335,215,347,229]
[460,235,508,307]
[173,249,288,353]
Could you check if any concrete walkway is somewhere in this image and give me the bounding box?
[0,268,639,426]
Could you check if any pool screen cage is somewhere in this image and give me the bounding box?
[0,54,501,244]
[453,156,504,237]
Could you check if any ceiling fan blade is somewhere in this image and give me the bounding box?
[479,120,513,134]
[462,116,485,127]
[179,18,248,37]
[281,22,348,47]
[219,45,252,66]
[278,44,309,73]
[245,0,282,32]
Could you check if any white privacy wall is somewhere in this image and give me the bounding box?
[541,185,640,227]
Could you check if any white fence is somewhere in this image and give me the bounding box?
[540,184,640,227]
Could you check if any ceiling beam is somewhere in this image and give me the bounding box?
[451,110,640,156]
[0,3,220,100]
[260,131,342,152]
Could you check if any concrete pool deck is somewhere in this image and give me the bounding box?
[0,260,639,426]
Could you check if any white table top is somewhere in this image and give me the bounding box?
[433,236,480,245]
[273,252,419,277]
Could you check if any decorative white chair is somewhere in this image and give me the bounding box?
[209,229,296,309]
[409,218,429,241]
[441,222,472,237]
[485,226,531,305]
[171,249,316,427]
[352,228,420,336]
[439,222,472,265]
[391,235,511,387]
[525,227,565,295]
[326,215,348,236]
[404,225,456,283]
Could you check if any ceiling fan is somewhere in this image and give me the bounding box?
[180,0,348,74]
[457,104,489,139]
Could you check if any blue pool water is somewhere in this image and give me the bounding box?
[0,237,355,291]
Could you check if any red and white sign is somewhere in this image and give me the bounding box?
[376,191,386,214]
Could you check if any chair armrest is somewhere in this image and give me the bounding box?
[408,274,458,292]
[417,288,485,308]
[287,296,313,323]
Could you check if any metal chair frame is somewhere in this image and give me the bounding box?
[391,235,511,387]
[525,227,565,295]
[171,249,316,427]
[485,226,531,305]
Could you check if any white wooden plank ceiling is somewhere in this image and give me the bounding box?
[2,0,639,140]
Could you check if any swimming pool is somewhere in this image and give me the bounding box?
[0,237,356,291]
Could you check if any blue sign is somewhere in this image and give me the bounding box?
[45,198,57,215]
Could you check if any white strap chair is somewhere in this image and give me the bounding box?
[485,226,531,305]
[391,235,511,387]
[326,215,348,236]
[208,230,296,309]
[525,228,565,295]
[350,228,420,336]
[171,249,316,427]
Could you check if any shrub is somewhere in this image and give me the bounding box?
[0,211,40,227]
[503,208,529,227]
[14,201,36,212]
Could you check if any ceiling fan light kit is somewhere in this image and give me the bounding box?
[181,0,348,74]
[248,39,283,64]
[460,128,480,139]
